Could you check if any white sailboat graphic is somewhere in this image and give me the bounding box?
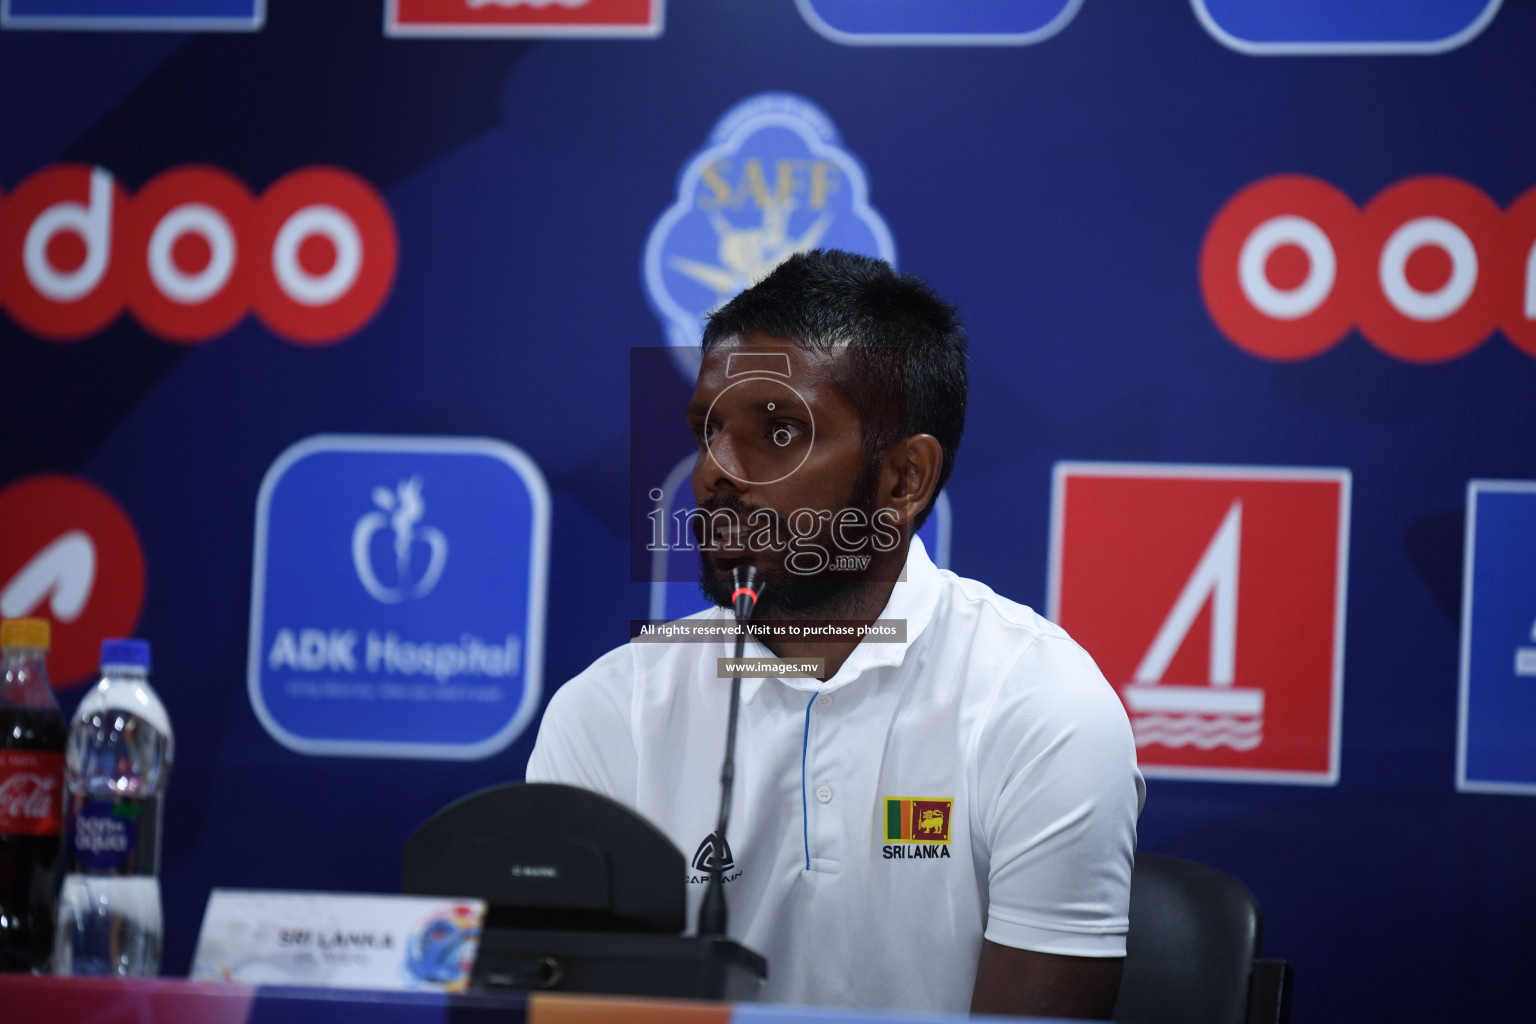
[1122,501,1265,751]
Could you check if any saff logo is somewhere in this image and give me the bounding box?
[405,904,482,989]
[1049,462,1349,784]
[0,474,146,688]
[1200,174,1536,364]
[0,163,396,345]
[1192,0,1501,56]
[249,435,550,760]
[644,92,895,377]
[353,478,449,604]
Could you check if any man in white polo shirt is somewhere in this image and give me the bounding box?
[527,250,1143,1018]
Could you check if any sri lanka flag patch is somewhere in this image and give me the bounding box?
[883,797,953,844]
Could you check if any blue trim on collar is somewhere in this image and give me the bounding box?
[801,690,818,871]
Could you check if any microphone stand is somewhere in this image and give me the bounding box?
[697,566,762,938]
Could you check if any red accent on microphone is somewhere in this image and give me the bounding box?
[731,587,758,606]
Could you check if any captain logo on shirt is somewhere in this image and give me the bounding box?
[688,831,743,884]
[882,797,953,859]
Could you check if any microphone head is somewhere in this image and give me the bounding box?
[730,565,765,621]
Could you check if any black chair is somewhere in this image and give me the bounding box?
[1112,853,1293,1024]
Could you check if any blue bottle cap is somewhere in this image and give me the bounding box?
[99,638,151,671]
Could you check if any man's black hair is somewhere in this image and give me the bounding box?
[701,249,967,531]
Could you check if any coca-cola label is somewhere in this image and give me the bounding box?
[71,799,138,873]
[0,750,65,836]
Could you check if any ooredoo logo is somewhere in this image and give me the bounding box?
[1200,174,1536,364]
[0,474,146,688]
[0,163,397,346]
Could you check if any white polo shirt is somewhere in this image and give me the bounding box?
[526,537,1144,1013]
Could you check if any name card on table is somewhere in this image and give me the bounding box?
[191,890,485,992]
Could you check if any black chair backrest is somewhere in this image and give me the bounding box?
[1113,853,1263,1024]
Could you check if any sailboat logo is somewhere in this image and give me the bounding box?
[1050,461,1349,783]
[1120,502,1264,751]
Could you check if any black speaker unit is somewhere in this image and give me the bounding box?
[403,782,766,1001]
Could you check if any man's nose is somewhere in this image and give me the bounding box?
[705,429,750,488]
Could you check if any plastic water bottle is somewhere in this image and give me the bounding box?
[53,639,173,977]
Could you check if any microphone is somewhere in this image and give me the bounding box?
[730,565,764,621]
[697,564,765,938]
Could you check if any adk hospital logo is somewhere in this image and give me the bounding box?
[352,477,449,605]
[249,435,550,760]
[644,91,895,377]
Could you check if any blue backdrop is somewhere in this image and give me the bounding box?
[3,2,1535,1021]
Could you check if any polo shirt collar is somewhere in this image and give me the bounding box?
[737,535,944,702]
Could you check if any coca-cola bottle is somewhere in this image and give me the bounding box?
[0,617,65,973]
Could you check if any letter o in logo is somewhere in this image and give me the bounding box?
[1497,183,1536,360]
[272,205,363,307]
[1200,175,1360,361]
[1357,176,1500,364]
[253,167,397,346]
[125,165,255,343]
[150,205,237,303]
[1238,215,1336,320]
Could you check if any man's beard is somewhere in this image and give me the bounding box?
[696,456,885,617]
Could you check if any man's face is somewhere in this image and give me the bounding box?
[686,333,897,613]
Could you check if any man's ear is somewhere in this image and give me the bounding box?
[884,434,943,530]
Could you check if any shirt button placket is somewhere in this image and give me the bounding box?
[805,689,844,874]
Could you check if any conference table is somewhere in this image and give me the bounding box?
[0,975,1054,1024]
